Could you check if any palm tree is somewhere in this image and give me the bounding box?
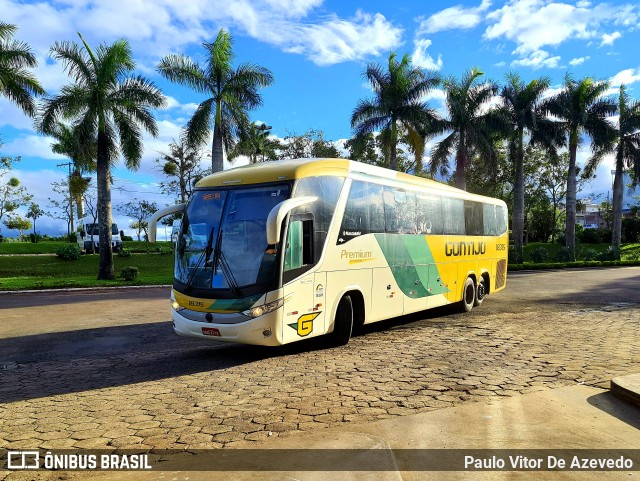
[0,22,45,116]
[158,29,274,173]
[585,84,640,251]
[351,52,440,171]
[38,33,165,280]
[430,67,505,190]
[229,122,278,164]
[48,121,97,222]
[544,75,616,259]
[499,72,560,263]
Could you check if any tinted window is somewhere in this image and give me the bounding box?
[340,180,384,243]
[496,205,508,234]
[293,176,344,262]
[465,200,484,236]
[442,197,465,235]
[416,194,443,234]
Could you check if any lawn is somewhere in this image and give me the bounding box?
[522,242,640,262]
[0,240,172,255]
[0,252,174,290]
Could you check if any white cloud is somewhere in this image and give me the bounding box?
[1,135,65,160]
[484,0,639,56]
[569,56,590,66]
[511,50,562,69]
[493,61,506,67]
[417,0,492,34]
[411,38,443,71]
[422,88,446,104]
[609,68,640,87]
[600,31,621,46]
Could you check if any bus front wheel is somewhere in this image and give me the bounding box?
[330,295,353,346]
[460,277,476,312]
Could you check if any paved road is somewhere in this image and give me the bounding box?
[0,267,639,451]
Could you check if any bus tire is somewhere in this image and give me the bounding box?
[460,277,475,312]
[330,295,353,346]
[474,276,487,307]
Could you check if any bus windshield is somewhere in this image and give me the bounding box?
[175,184,291,292]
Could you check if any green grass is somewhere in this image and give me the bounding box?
[0,240,172,255]
[0,252,174,290]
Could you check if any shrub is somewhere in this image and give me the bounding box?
[580,227,611,244]
[530,247,549,263]
[554,246,573,262]
[120,266,139,281]
[117,248,132,257]
[66,233,77,243]
[596,246,620,261]
[56,244,81,260]
[121,234,133,241]
[159,247,172,255]
[580,248,599,261]
[555,232,566,245]
[622,217,640,243]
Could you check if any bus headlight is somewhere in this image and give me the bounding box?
[172,301,185,312]
[243,297,285,319]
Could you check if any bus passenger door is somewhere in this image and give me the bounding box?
[281,216,321,343]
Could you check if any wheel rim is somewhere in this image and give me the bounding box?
[477,281,485,301]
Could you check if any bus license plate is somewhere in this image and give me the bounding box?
[202,327,221,336]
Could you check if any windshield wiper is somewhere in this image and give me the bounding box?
[184,226,215,292]
[211,229,241,296]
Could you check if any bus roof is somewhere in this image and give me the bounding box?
[195,158,497,202]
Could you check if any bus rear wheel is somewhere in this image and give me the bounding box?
[460,277,476,312]
[474,276,487,307]
[329,295,353,346]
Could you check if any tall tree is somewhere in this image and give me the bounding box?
[351,52,439,171]
[499,72,558,262]
[0,153,31,235]
[430,67,504,190]
[156,135,206,204]
[158,29,274,173]
[229,122,279,164]
[544,75,616,259]
[0,22,45,116]
[38,34,165,279]
[48,121,96,221]
[26,202,44,236]
[117,198,158,241]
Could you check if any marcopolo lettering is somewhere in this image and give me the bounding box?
[445,241,486,257]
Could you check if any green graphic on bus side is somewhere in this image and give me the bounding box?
[374,234,450,299]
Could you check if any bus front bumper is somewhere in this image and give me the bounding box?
[171,309,283,346]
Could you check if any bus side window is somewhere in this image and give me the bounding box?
[417,194,443,235]
[465,200,484,236]
[442,197,465,235]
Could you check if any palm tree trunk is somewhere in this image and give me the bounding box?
[611,149,624,250]
[454,136,467,190]
[212,99,224,173]
[565,130,578,260]
[390,118,398,171]
[512,131,525,263]
[96,130,115,280]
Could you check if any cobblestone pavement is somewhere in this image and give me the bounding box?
[0,268,639,455]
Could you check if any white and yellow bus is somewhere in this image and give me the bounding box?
[148,158,509,347]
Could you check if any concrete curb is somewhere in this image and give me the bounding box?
[610,373,640,407]
[0,285,171,295]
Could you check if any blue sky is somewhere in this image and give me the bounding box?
[1,0,639,237]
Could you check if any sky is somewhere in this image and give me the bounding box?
[1,0,640,238]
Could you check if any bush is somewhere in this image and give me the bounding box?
[121,234,133,241]
[120,266,139,281]
[66,233,77,243]
[117,248,132,258]
[622,217,640,243]
[596,246,620,261]
[580,248,599,261]
[530,247,549,263]
[56,243,81,260]
[580,227,611,244]
[554,246,573,262]
[555,232,566,245]
[159,247,172,255]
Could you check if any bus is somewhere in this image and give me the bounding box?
[148,158,508,347]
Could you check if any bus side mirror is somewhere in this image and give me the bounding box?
[266,196,317,245]
[147,203,186,243]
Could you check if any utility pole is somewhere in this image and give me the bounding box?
[57,161,74,234]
